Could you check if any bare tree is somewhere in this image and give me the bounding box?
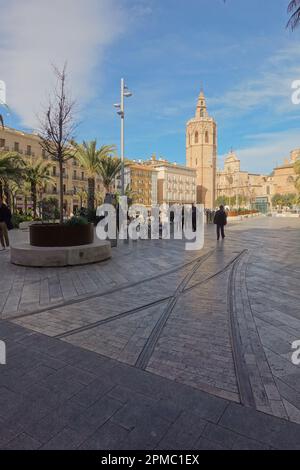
[39,64,76,223]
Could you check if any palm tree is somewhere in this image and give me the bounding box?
[94,190,104,208]
[115,184,137,206]
[9,182,20,214]
[25,159,53,217]
[76,187,88,209]
[287,1,300,29]
[98,154,122,194]
[223,1,300,30]
[73,140,116,212]
[0,151,24,201]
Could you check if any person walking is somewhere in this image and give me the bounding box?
[192,204,197,232]
[213,205,227,241]
[0,196,12,250]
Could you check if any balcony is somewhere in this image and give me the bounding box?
[72,176,87,182]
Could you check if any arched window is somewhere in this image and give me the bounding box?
[194,132,199,144]
[200,110,204,118]
[205,131,209,144]
[287,176,294,184]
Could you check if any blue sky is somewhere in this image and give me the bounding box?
[1,0,300,174]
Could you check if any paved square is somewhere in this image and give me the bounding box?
[1,217,300,449]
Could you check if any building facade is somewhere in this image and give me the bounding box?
[144,156,197,205]
[186,90,217,208]
[123,162,158,207]
[216,149,300,211]
[271,149,300,195]
[216,151,268,206]
[0,126,104,214]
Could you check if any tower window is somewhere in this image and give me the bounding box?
[205,131,209,144]
[194,132,199,144]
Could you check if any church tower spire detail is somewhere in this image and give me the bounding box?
[196,90,207,118]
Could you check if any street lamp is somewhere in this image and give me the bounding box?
[114,78,133,196]
[0,80,11,129]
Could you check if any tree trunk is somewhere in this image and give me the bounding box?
[31,182,37,218]
[0,181,2,198]
[58,157,64,224]
[87,177,95,213]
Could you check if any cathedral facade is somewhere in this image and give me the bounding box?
[186,90,217,208]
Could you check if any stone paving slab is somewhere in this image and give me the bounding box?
[1,321,300,450]
[1,217,300,448]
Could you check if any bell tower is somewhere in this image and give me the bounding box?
[186,89,217,208]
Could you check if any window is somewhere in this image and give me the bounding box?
[81,172,84,180]
[42,149,47,159]
[200,110,204,117]
[53,166,56,176]
[63,184,66,194]
[194,132,199,144]
[14,142,19,152]
[73,170,77,179]
[0,139,5,148]
[205,131,209,144]
[26,145,32,156]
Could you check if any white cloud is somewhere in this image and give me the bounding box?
[0,0,126,128]
[211,43,300,120]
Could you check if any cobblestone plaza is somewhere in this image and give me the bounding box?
[0,217,300,449]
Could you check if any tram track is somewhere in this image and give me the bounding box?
[49,250,249,378]
[227,249,256,407]
[7,248,217,322]
[11,245,256,407]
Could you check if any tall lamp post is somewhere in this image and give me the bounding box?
[0,80,9,128]
[114,78,133,196]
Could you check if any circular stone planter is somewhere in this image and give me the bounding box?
[29,223,94,247]
[10,240,111,267]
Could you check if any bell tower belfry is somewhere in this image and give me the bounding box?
[186,89,217,208]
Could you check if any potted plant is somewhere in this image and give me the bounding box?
[30,216,94,247]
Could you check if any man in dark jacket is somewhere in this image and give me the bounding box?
[0,196,12,249]
[213,205,227,241]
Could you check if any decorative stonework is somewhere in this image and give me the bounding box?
[186,90,217,208]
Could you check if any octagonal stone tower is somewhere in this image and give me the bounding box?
[186,89,217,208]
